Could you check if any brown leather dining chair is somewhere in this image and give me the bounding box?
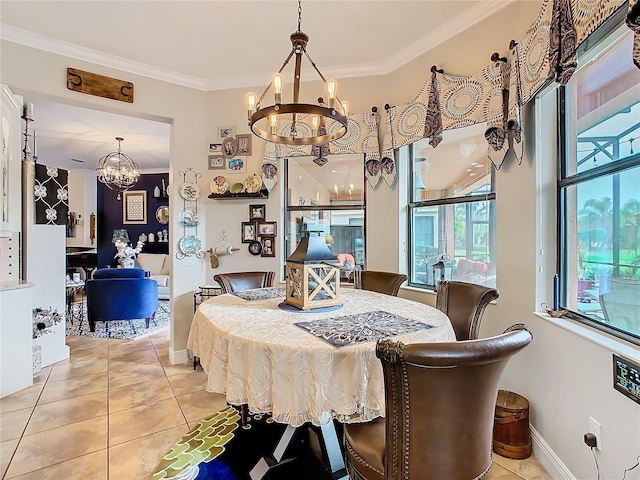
[344,324,533,480]
[213,271,275,294]
[353,270,408,297]
[436,280,499,340]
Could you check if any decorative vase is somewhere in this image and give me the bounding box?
[122,257,135,268]
[32,344,42,377]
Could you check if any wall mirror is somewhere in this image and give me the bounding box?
[155,205,169,224]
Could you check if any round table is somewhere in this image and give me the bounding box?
[188,287,454,427]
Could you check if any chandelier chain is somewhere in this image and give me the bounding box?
[297,0,302,32]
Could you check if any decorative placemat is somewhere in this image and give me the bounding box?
[232,286,286,301]
[295,310,434,348]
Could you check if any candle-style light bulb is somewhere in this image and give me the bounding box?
[269,114,278,134]
[246,92,257,120]
[272,73,283,104]
[341,100,350,116]
[311,115,319,136]
[326,79,337,108]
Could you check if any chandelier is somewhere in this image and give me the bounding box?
[245,0,348,146]
[97,137,140,192]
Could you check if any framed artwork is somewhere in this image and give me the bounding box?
[258,221,277,237]
[241,222,257,243]
[222,137,238,158]
[208,143,222,154]
[261,236,275,257]
[227,157,246,172]
[236,134,252,156]
[218,126,236,140]
[249,204,265,221]
[122,190,147,224]
[208,155,226,170]
[248,240,262,256]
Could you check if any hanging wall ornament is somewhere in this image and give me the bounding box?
[365,157,382,189]
[311,125,330,167]
[549,0,577,85]
[484,57,510,169]
[34,164,69,225]
[424,69,443,148]
[507,41,525,165]
[627,0,640,68]
[261,142,278,193]
[381,157,397,188]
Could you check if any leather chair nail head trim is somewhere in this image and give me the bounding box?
[213,271,275,294]
[353,270,408,297]
[436,280,499,340]
[344,325,533,480]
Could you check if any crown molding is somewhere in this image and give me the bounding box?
[0,24,208,91]
[1,2,515,92]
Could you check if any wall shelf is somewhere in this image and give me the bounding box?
[208,189,269,200]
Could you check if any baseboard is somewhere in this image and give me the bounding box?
[169,347,189,365]
[531,425,576,480]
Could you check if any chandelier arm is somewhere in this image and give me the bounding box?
[302,50,345,108]
[257,46,297,108]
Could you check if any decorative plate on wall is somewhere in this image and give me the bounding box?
[210,176,229,194]
[179,207,199,227]
[179,182,200,201]
[178,235,203,257]
[244,173,262,193]
[248,240,262,256]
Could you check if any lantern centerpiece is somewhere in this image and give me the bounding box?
[285,231,341,310]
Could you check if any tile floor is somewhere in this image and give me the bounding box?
[1,329,552,479]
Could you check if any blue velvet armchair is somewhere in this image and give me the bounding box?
[86,268,159,332]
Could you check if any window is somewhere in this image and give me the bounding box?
[284,154,365,281]
[559,27,640,343]
[408,123,496,288]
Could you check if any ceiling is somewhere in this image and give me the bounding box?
[1,1,518,174]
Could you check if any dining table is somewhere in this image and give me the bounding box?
[187,286,455,479]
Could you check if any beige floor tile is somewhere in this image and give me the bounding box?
[47,357,108,382]
[107,361,165,389]
[25,391,107,435]
[108,424,188,480]
[108,377,174,414]
[32,366,52,385]
[1,439,19,478]
[107,337,153,356]
[167,370,208,396]
[176,389,228,424]
[108,397,186,447]
[0,408,32,442]
[37,373,108,405]
[5,416,107,478]
[109,348,161,365]
[7,449,107,480]
[489,462,525,479]
[0,384,45,414]
[493,454,551,480]
[163,362,198,377]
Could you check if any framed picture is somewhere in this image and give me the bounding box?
[236,134,252,156]
[218,126,236,140]
[208,155,226,170]
[208,143,222,154]
[222,137,238,158]
[261,236,275,257]
[241,222,257,243]
[248,240,262,256]
[249,204,265,221]
[227,157,246,172]
[258,221,277,237]
[122,190,147,224]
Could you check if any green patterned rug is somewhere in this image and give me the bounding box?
[153,406,339,480]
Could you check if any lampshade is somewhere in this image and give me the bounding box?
[112,228,129,244]
[97,137,140,192]
[244,0,348,146]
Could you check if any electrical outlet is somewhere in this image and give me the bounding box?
[589,417,602,451]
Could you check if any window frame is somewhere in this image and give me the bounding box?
[407,142,497,290]
[556,24,640,346]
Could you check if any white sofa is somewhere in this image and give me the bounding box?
[136,253,170,300]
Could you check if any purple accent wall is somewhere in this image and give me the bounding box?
[97,173,169,268]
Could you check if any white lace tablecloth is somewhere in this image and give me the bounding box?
[187,288,454,427]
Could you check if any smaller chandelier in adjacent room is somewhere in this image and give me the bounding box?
[97,137,139,191]
[245,0,349,146]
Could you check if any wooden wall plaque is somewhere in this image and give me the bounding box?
[66,68,134,103]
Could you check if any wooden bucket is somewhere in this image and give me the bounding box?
[493,390,532,459]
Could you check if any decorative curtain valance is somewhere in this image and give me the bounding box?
[627,0,640,67]
[34,164,68,225]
